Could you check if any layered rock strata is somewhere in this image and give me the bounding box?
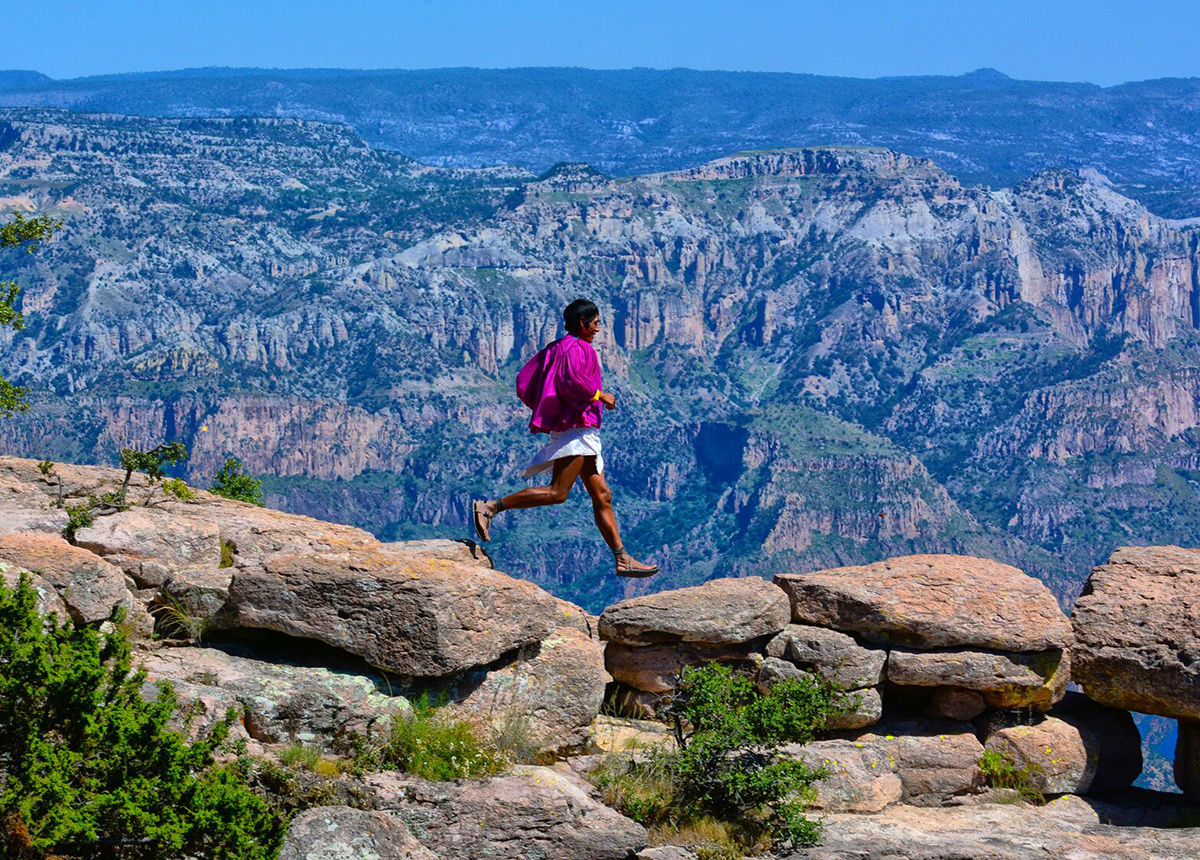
[598,576,789,713]
[775,555,1073,716]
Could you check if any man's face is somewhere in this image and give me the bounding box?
[580,315,601,342]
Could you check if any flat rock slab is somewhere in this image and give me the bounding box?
[1071,545,1200,721]
[766,624,887,689]
[0,533,131,623]
[228,546,559,677]
[985,697,1142,795]
[279,806,436,860]
[589,716,672,754]
[888,647,1069,709]
[845,718,985,805]
[444,627,608,755]
[784,738,902,813]
[366,765,648,860]
[75,508,221,586]
[599,576,789,646]
[784,797,1200,860]
[0,465,69,536]
[138,644,410,744]
[775,554,1071,652]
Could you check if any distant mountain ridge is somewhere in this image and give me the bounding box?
[2,66,1200,216]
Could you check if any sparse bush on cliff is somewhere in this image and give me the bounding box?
[362,693,505,781]
[0,573,285,859]
[120,441,190,503]
[209,457,265,507]
[591,663,835,856]
[51,445,194,541]
[0,213,60,417]
[978,748,1045,805]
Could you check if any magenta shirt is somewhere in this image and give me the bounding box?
[515,335,603,434]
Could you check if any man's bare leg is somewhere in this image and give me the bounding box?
[580,459,658,577]
[472,456,584,541]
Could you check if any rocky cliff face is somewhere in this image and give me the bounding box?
[2,109,1200,615]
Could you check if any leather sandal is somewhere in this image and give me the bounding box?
[472,500,494,543]
[614,548,659,578]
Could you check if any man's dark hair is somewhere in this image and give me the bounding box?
[563,299,599,335]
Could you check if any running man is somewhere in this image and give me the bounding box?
[472,299,659,578]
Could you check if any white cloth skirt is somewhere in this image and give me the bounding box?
[521,428,604,478]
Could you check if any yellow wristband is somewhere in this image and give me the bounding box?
[593,390,602,401]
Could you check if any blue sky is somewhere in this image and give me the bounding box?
[10,0,1197,85]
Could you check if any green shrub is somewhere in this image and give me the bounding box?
[978,748,1045,804]
[0,572,285,859]
[210,457,265,506]
[592,663,835,855]
[375,694,505,781]
[219,538,236,569]
[62,502,94,541]
[279,743,319,770]
[276,744,345,779]
[161,477,197,502]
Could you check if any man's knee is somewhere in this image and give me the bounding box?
[593,485,613,507]
[549,486,572,504]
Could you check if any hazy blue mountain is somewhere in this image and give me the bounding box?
[1,67,1200,217]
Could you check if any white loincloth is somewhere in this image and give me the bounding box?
[521,428,604,478]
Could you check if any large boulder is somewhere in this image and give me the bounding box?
[1071,545,1200,722]
[75,507,222,586]
[0,533,132,623]
[845,719,985,805]
[785,738,902,813]
[137,644,410,744]
[227,546,560,677]
[279,806,436,860]
[366,765,648,859]
[984,699,1143,796]
[765,624,886,689]
[888,647,1069,710]
[774,555,1072,652]
[444,627,608,755]
[598,576,789,646]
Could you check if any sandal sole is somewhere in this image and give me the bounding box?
[471,501,491,542]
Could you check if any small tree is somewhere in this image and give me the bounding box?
[591,663,836,853]
[1,213,61,416]
[209,457,265,506]
[666,663,835,848]
[119,441,190,496]
[0,572,285,858]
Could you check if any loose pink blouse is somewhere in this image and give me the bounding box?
[515,335,603,434]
